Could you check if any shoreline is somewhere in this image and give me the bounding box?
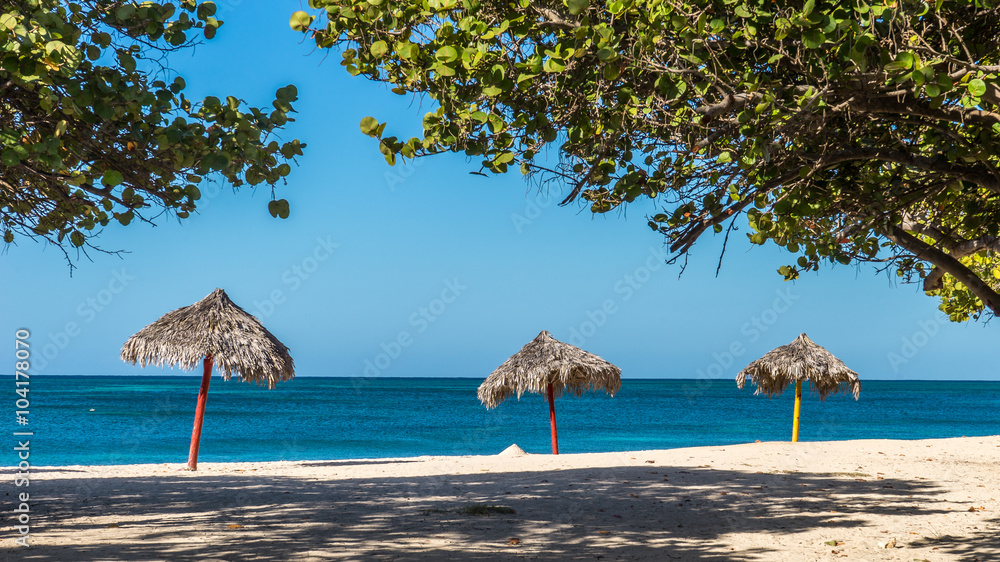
[7,435,999,560]
[25,432,1000,469]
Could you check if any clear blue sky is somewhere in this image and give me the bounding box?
[1,3,996,381]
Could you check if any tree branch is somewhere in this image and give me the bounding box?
[804,148,1000,194]
[532,7,580,30]
[886,226,1000,316]
[921,235,1000,291]
[694,93,761,123]
[852,97,1000,128]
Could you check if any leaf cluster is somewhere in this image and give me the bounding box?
[296,0,1000,320]
[2,0,304,259]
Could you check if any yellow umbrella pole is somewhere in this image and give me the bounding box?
[791,380,802,442]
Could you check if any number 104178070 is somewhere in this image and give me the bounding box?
[15,335,29,381]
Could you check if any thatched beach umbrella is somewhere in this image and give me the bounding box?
[736,333,860,442]
[121,288,294,470]
[478,330,621,454]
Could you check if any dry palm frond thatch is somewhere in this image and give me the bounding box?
[478,330,621,408]
[736,333,860,400]
[478,330,621,455]
[121,288,294,389]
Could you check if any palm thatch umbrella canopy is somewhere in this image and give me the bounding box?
[478,330,621,454]
[736,333,860,442]
[121,288,294,469]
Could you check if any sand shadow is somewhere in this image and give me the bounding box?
[7,464,985,561]
[906,513,1000,561]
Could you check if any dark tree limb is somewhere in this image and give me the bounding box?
[887,226,1000,315]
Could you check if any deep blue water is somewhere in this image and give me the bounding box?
[16,376,1000,466]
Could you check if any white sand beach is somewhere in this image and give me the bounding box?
[6,436,999,561]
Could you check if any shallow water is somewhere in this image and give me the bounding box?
[27,376,1000,465]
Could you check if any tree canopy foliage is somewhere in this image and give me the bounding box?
[293,0,1000,321]
[2,0,302,260]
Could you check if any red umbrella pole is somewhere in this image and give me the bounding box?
[187,354,213,470]
[547,383,558,455]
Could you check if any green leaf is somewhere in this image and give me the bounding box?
[276,199,290,219]
[289,11,313,32]
[925,84,941,97]
[488,114,505,133]
[70,231,85,247]
[436,46,459,63]
[1,148,20,166]
[197,2,217,19]
[717,151,733,164]
[101,170,124,187]
[566,0,588,15]
[360,116,380,136]
[398,42,418,60]
[543,58,565,72]
[802,29,826,49]
[276,85,298,102]
[803,0,816,15]
[494,151,514,164]
[118,52,136,73]
[525,55,543,74]
[268,199,290,219]
[884,52,914,72]
[968,79,987,97]
[937,73,953,91]
[370,40,388,57]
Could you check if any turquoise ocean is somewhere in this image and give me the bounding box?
[21,376,1000,466]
